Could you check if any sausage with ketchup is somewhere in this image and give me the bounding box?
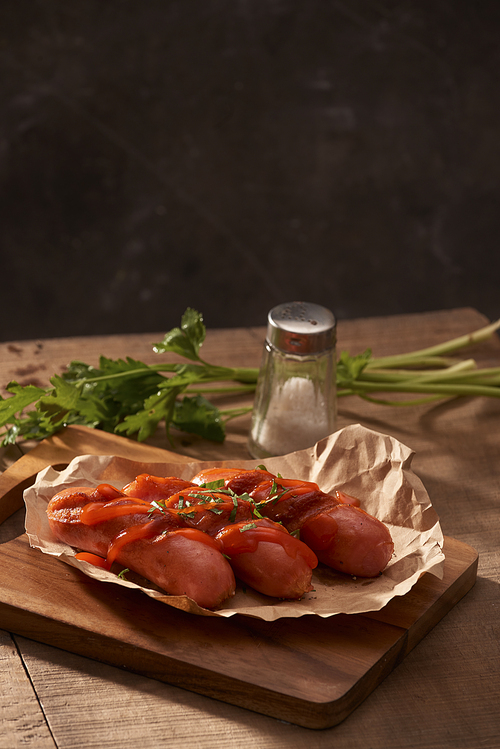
[191,467,394,578]
[47,484,236,609]
[122,474,318,600]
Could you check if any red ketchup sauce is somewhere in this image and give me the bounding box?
[74,552,111,569]
[216,521,318,569]
[164,488,230,508]
[94,483,126,501]
[106,523,222,565]
[250,478,323,505]
[163,490,254,530]
[76,496,222,570]
[79,498,153,525]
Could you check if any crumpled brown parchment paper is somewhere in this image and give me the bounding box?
[24,423,445,622]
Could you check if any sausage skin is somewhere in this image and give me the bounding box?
[123,476,318,600]
[191,467,394,578]
[47,485,236,609]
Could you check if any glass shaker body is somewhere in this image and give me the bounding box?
[248,302,337,459]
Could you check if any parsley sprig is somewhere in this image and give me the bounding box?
[0,308,257,447]
[1,309,500,448]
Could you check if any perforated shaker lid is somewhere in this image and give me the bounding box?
[266,302,336,354]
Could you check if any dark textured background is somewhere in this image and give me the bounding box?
[2,1,499,341]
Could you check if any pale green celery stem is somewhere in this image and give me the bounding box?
[195,363,259,383]
[220,406,254,422]
[340,392,449,407]
[360,359,477,384]
[367,318,500,370]
[360,373,500,388]
[360,365,500,388]
[366,355,460,370]
[416,367,500,385]
[339,381,500,398]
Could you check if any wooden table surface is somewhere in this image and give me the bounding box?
[1,308,499,749]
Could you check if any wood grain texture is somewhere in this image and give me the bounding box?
[0,630,55,749]
[0,531,477,729]
[0,423,479,729]
[1,308,499,747]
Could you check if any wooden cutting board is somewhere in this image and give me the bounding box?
[0,427,478,729]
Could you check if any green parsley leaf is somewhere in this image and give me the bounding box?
[0,382,47,423]
[116,386,180,443]
[173,394,225,443]
[152,308,206,361]
[0,308,259,447]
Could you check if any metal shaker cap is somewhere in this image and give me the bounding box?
[266,302,336,354]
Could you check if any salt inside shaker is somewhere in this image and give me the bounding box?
[248,301,337,458]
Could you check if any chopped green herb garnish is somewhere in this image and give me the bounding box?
[258,482,289,506]
[188,491,224,502]
[273,490,288,504]
[203,479,225,490]
[237,491,253,503]
[189,492,224,504]
[240,522,257,532]
[149,499,167,516]
[199,484,233,496]
[251,504,264,519]
[229,496,239,524]
[178,510,196,520]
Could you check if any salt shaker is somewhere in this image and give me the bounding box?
[248,301,337,458]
